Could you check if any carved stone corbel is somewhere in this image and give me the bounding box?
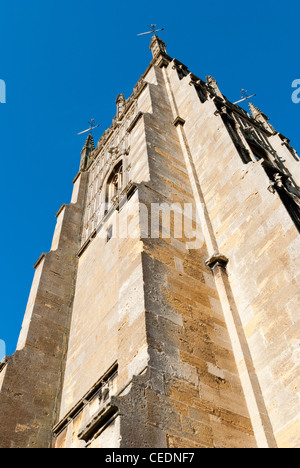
[173,116,186,127]
[214,105,227,117]
[205,252,229,271]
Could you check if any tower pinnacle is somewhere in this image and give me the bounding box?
[248,101,276,133]
[248,101,269,121]
[137,24,167,59]
[149,34,167,59]
[80,133,95,170]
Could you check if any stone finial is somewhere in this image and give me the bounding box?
[150,34,167,59]
[248,102,269,121]
[80,134,95,170]
[206,76,224,99]
[116,94,125,120]
[248,101,276,133]
[82,133,95,154]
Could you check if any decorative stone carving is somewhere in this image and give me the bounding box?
[205,252,229,271]
[150,35,167,59]
[268,173,300,204]
[172,59,189,80]
[116,94,125,120]
[206,76,224,100]
[173,116,185,127]
[279,134,299,161]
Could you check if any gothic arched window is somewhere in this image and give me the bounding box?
[105,161,123,209]
[248,141,269,162]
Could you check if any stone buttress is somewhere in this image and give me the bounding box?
[1,35,299,449]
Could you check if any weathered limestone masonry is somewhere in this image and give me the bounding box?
[165,63,300,447]
[0,172,88,448]
[0,35,299,448]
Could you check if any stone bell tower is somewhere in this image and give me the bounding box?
[0,34,299,449]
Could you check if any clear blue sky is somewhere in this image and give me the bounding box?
[0,0,299,357]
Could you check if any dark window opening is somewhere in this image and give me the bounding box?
[107,225,113,243]
[276,187,300,233]
[248,141,269,162]
[105,161,124,215]
[106,161,123,205]
[268,172,300,233]
[221,113,252,164]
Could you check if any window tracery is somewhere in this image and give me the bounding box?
[105,161,124,208]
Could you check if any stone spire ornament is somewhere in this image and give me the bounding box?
[80,133,95,170]
[248,101,269,121]
[78,119,99,170]
[116,94,125,120]
[248,101,276,133]
[149,34,167,59]
[82,133,95,153]
[137,24,167,59]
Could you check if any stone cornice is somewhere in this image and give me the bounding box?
[33,252,46,270]
[55,204,66,219]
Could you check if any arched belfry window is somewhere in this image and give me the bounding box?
[106,161,123,207]
[247,140,300,232]
[248,141,269,162]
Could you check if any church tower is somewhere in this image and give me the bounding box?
[0,34,299,449]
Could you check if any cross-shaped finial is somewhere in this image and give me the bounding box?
[233,89,256,105]
[137,24,164,37]
[77,119,100,136]
[241,89,252,101]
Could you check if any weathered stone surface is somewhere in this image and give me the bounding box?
[1,37,299,449]
[0,173,88,448]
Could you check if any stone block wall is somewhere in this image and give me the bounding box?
[1,41,299,449]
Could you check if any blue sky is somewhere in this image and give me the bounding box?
[0,0,299,357]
